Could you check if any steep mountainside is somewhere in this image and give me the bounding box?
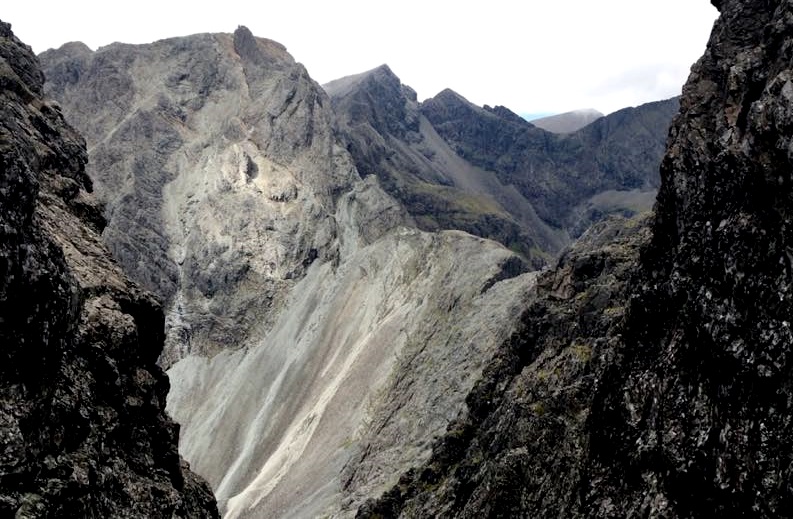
[360,0,793,516]
[0,21,217,517]
[40,28,536,517]
[422,91,677,230]
[358,215,649,518]
[529,108,604,133]
[327,67,677,263]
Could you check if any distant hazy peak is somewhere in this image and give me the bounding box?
[529,108,605,133]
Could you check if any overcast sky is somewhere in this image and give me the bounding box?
[4,1,718,115]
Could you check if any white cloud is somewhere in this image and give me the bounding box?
[3,0,718,114]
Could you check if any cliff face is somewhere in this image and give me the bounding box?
[421,92,677,231]
[590,0,793,513]
[40,27,537,518]
[0,21,217,517]
[360,1,793,516]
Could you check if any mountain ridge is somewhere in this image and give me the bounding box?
[328,63,677,264]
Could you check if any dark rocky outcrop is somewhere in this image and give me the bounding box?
[359,0,793,516]
[0,20,218,517]
[327,65,677,267]
[589,0,793,514]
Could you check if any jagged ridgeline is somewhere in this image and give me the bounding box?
[0,20,218,517]
[326,65,677,264]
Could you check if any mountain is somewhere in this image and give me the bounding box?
[358,0,793,516]
[0,20,217,517]
[27,0,791,516]
[529,108,604,133]
[327,67,678,264]
[40,26,536,517]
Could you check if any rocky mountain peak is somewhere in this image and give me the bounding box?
[323,63,417,106]
[421,87,483,120]
[327,65,420,137]
[364,63,399,83]
[40,27,383,365]
[232,24,287,65]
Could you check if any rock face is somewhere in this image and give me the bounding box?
[529,108,604,133]
[41,27,536,517]
[41,26,373,365]
[590,0,793,513]
[326,66,562,265]
[0,20,217,517]
[360,0,793,516]
[327,67,677,264]
[421,92,677,231]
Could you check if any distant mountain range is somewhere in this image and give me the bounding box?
[327,64,677,264]
[528,108,605,133]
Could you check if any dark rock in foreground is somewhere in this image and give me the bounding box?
[0,20,218,518]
